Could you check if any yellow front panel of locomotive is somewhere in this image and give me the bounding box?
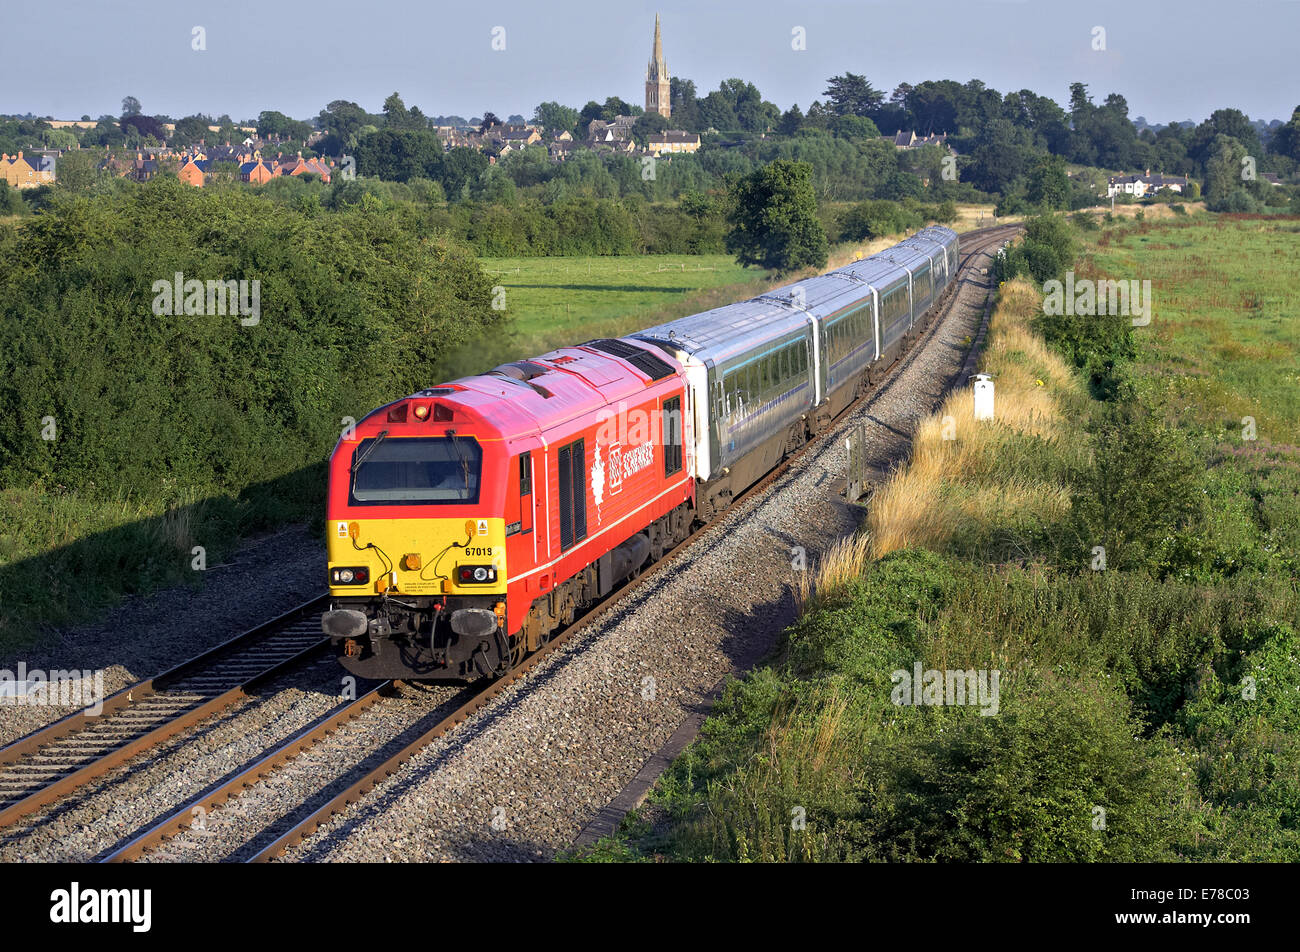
[327,517,506,596]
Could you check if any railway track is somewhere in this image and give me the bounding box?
[0,596,330,831]
[6,223,1017,862]
[138,223,1020,864]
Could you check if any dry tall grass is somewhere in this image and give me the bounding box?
[865,277,1082,561]
[794,533,872,615]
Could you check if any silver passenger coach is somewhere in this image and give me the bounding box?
[634,226,960,509]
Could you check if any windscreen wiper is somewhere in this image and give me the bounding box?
[351,429,390,474]
[446,429,470,489]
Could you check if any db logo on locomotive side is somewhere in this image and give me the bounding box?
[606,441,655,496]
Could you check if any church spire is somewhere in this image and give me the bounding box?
[645,14,671,118]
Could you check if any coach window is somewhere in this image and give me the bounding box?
[662,396,682,476]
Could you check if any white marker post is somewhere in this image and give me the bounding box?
[973,374,995,422]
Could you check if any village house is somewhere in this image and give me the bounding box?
[239,158,276,184]
[499,127,542,147]
[548,138,581,162]
[177,155,208,187]
[1107,170,1191,198]
[271,152,332,182]
[587,116,637,142]
[882,130,950,150]
[647,130,700,156]
[1,151,56,188]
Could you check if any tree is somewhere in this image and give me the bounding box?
[906,81,962,134]
[383,92,410,129]
[1268,105,1300,162]
[354,129,444,182]
[966,119,1038,193]
[576,101,605,133]
[601,97,632,119]
[1026,154,1070,209]
[479,112,502,133]
[1204,134,1252,209]
[317,100,368,153]
[204,161,240,187]
[172,115,211,146]
[532,101,579,135]
[831,115,880,140]
[120,113,165,145]
[725,159,827,273]
[631,112,669,148]
[440,146,489,199]
[823,73,884,117]
[257,110,312,142]
[121,96,142,118]
[778,104,804,136]
[669,78,702,130]
[1189,109,1260,164]
[54,151,99,192]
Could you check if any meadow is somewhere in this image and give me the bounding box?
[477,254,767,359]
[1082,216,1300,442]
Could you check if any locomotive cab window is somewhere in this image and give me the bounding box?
[350,435,481,505]
[519,451,532,496]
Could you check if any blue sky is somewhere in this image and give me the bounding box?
[3,0,1297,124]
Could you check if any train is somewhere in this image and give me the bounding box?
[321,226,961,680]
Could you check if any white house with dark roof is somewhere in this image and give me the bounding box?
[1107,171,1191,198]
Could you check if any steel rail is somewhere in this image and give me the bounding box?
[0,595,331,830]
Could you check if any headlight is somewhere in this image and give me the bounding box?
[330,566,370,585]
[456,565,498,584]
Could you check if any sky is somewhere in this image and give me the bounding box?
[3,0,1297,126]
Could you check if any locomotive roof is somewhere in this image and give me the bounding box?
[390,340,681,443]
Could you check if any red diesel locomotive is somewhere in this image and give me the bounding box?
[322,339,694,680]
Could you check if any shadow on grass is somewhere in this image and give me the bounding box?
[0,462,328,657]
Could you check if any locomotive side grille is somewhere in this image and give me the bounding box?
[559,444,573,550]
[557,438,588,551]
[584,338,676,381]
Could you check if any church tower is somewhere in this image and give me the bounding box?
[645,14,671,118]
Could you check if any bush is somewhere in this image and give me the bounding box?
[837,199,923,241]
[850,674,1196,861]
[0,176,502,502]
[1063,405,1204,573]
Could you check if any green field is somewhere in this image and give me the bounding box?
[1082,218,1300,442]
[475,254,770,364]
